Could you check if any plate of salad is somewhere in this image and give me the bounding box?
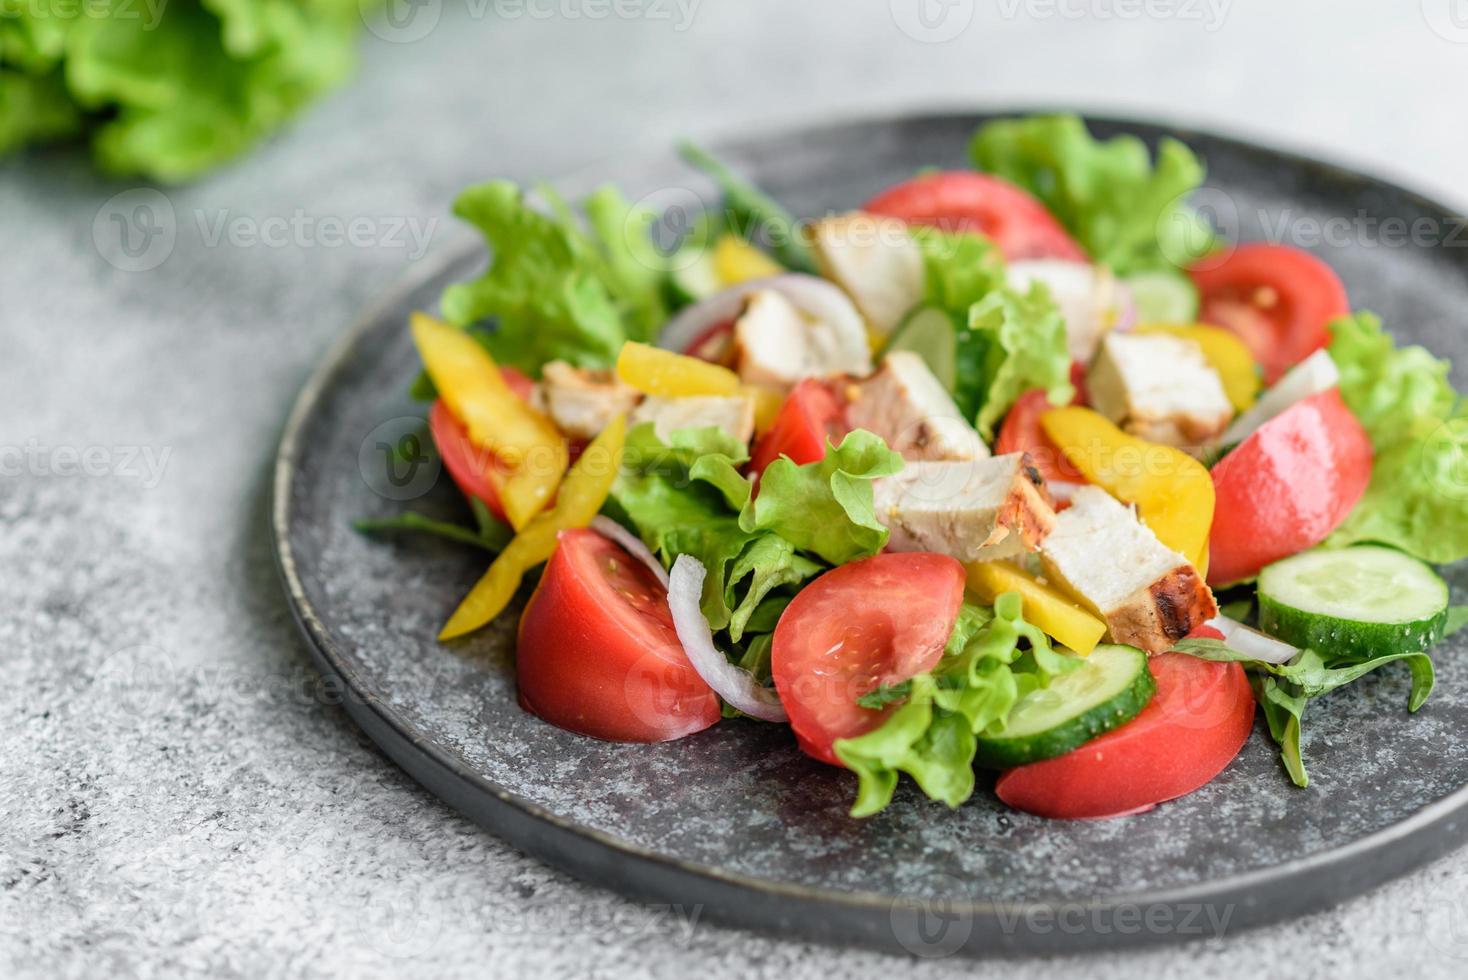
[274,111,1468,955]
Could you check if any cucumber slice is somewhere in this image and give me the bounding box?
[1125,269,1199,325]
[883,306,957,390]
[669,248,722,305]
[973,644,1155,768]
[1258,545,1449,660]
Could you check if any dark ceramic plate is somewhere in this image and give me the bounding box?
[274,112,1468,957]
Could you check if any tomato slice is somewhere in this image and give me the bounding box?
[428,365,537,522]
[1207,388,1372,587]
[772,553,965,765]
[516,528,720,742]
[994,388,1086,484]
[748,379,847,476]
[864,171,1088,262]
[1190,243,1348,384]
[995,649,1255,819]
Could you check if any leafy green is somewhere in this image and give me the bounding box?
[956,284,1073,440]
[834,594,1080,817]
[354,498,513,554]
[741,430,904,565]
[910,227,1007,317]
[1174,637,1435,787]
[1,0,375,180]
[607,425,900,651]
[678,140,818,274]
[1325,312,1468,564]
[1329,312,1456,447]
[439,181,670,376]
[969,114,1214,274]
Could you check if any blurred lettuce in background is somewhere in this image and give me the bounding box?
[1,0,378,180]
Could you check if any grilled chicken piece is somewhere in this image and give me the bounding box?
[1039,486,1217,654]
[874,453,1055,563]
[843,351,989,463]
[630,394,756,445]
[732,288,871,389]
[538,361,642,440]
[810,212,925,338]
[1087,332,1233,450]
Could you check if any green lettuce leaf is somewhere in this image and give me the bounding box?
[439,181,669,376]
[608,425,900,647]
[1175,637,1435,787]
[910,227,1006,317]
[834,594,1081,817]
[740,430,904,565]
[956,284,1073,440]
[969,114,1214,274]
[1324,312,1468,564]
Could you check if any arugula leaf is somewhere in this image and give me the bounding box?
[439,181,668,376]
[834,594,1079,817]
[354,507,513,553]
[1325,312,1468,564]
[969,114,1214,274]
[678,140,818,274]
[956,284,1074,440]
[1174,638,1436,787]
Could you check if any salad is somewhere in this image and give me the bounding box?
[358,114,1467,820]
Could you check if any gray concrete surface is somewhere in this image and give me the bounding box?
[5,1,1468,976]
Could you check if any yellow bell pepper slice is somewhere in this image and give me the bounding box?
[966,561,1106,655]
[1136,323,1260,412]
[1040,406,1214,568]
[439,415,627,639]
[714,236,782,285]
[410,313,568,530]
[616,341,742,398]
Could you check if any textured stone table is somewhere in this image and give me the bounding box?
[6,2,1468,975]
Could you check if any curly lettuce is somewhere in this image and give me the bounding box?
[970,113,1214,274]
[606,425,903,649]
[439,181,670,377]
[2,0,374,180]
[1326,312,1468,564]
[958,284,1074,440]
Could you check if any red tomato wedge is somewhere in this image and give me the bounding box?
[428,365,537,523]
[1207,387,1373,586]
[864,171,1087,262]
[996,648,1255,819]
[994,388,1087,485]
[749,378,847,476]
[516,528,720,742]
[1191,243,1349,384]
[772,553,965,765]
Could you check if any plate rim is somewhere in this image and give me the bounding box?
[272,108,1468,956]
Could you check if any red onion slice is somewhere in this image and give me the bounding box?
[657,274,867,359]
[590,516,668,588]
[667,554,789,723]
[1206,614,1299,665]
